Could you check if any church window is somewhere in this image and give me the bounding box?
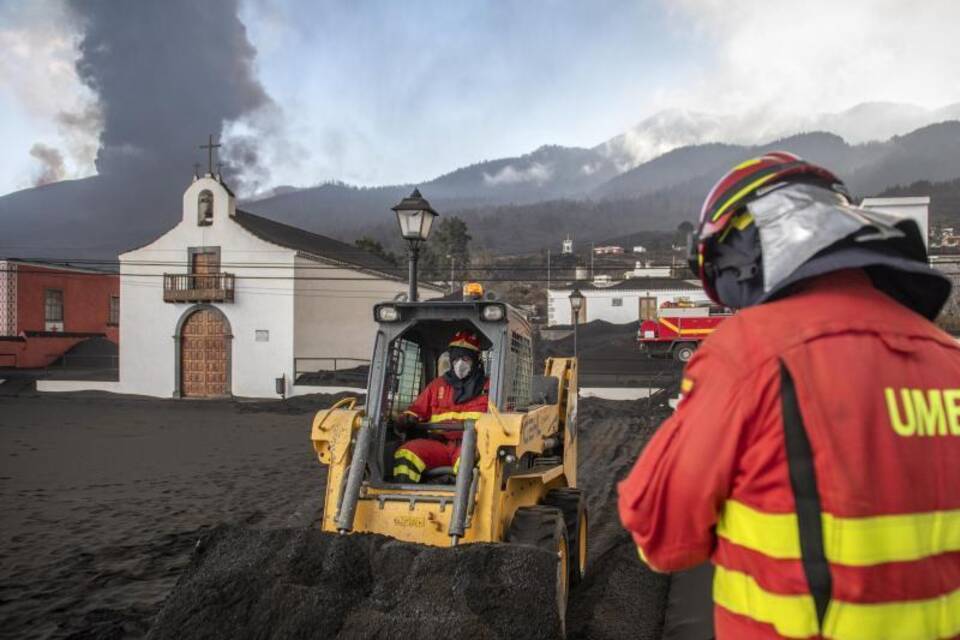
[198,190,214,225]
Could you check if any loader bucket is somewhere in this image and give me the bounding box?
[147,524,566,640]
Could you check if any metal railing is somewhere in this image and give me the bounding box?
[293,357,370,388]
[163,273,235,303]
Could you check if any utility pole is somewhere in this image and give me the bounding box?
[547,249,551,289]
[448,255,455,293]
[590,242,595,279]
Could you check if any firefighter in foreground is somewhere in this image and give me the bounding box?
[392,331,489,483]
[619,152,960,638]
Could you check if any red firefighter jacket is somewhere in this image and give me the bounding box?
[403,376,489,438]
[618,270,960,639]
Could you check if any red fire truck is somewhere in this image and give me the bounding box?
[637,299,732,362]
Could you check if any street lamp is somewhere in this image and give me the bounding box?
[569,288,584,358]
[391,188,438,302]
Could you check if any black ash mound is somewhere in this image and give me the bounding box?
[147,526,561,640]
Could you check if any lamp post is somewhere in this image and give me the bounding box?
[569,288,584,359]
[391,188,439,302]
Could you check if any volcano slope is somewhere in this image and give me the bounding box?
[146,395,673,640]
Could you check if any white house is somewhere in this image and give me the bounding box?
[593,245,624,256]
[623,261,672,279]
[546,277,709,326]
[117,174,430,398]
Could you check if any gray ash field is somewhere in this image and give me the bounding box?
[0,391,670,639]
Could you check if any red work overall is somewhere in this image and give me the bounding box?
[619,270,960,639]
[393,376,489,482]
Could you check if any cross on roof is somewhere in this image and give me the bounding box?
[199,134,221,175]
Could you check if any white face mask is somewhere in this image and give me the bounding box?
[452,358,473,380]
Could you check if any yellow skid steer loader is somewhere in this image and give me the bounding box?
[311,293,586,622]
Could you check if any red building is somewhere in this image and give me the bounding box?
[0,260,119,368]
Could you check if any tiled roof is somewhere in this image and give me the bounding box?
[234,209,400,276]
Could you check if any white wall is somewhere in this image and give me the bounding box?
[292,256,409,372]
[119,176,297,398]
[547,286,710,326]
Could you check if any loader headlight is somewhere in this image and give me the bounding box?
[481,304,505,322]
[376,305,400,322]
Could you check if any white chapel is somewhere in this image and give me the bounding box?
[118,173,427,398]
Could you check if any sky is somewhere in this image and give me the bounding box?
[1,0,959,197]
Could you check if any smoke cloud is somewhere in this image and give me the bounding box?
[29,144,66,186]
[67,0,276,192]
[660,1,960,136]
[483,162,554,186]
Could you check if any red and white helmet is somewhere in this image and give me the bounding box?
[689,151,850,304]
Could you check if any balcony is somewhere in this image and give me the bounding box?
[163,273,235,303]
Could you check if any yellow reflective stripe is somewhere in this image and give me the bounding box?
[715,565,960,639]
[680,377,695,394]
[634,544,665,573]
[824,586,960,639]
[733,157,763,172]
[714,565,818,638]
[393,466,421,482]
[453,456,460,473]
[718,499,960,566]
[732,211,755,230]
[823,508,960,566]
[718,211,755,243]
[394,449,426,472]
[712,173,780,222]
[717,500,801,559]
[659,318,714,336]
[428,411,484,423]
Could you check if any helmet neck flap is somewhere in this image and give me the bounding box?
[708,182,951,318]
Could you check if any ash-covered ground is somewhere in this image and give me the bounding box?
[0,390,671,639]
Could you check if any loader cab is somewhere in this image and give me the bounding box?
[366,299,535,487]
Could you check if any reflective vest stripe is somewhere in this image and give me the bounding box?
[714,565,818,638]
[428,411,484,424]
[394,448,426,472]
[714,565,960,639]
[717,499,960,566]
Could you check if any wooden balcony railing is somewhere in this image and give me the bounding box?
[163,273,235,303]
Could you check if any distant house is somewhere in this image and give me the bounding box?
[117,174,437,398]
[561,235,573,255]
[546,277,709,326]
[632,245,647,254]
[0,260,119,368]
[623,262,671,279]
[593,245,624,256]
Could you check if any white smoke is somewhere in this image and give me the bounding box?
[599,0,960,169]
[483,162,554,186]
[0,2,101,187]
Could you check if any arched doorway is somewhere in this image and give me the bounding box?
[178,306,231,397]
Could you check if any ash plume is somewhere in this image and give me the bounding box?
[68,0,273,190]
[29,144,66,186]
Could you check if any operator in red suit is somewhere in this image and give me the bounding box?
[392,331,489,483]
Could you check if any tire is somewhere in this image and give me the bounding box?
[673,343,696,362]
[541,488,588,585]
[506,505,570,629]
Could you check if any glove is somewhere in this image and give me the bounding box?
[393,413,419,430]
